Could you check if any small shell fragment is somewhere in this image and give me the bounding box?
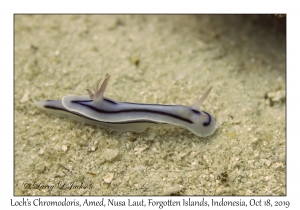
[105,149,119,162]
[20,90,30,103]
[62,145,68,152]
[162,185,184,195]
[103,173,114,183]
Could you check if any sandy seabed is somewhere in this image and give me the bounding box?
[14,15,286,195]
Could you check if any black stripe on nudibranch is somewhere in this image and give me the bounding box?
[122,102,177,107]
[202,111,211,126]
[72,101,193,124]
[104,98,118,105]
[70,98,117,105]
[44,105,161,125]
[69,100,93,103]
[191,109,200,114]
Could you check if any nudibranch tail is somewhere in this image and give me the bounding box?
[192,86,212,110]
[86,75,110,104]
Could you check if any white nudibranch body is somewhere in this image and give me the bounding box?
[36,76,218,137]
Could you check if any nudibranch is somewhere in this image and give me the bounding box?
[36,76,218,137]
